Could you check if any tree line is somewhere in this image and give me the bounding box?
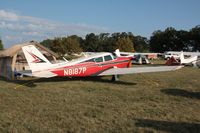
[41,25,200,55]
[41,32,149,56]
[150,25,200,52]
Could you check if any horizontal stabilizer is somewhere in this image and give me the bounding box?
[17,70,57,78]
[17,70,33,77]
[99,66,184,76]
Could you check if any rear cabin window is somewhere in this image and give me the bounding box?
[104,55,113,61]
[95,57,103,62]
[84,59,95,62]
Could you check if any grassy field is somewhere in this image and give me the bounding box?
[0,66,200,132]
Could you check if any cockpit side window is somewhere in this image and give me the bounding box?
[104,55,113,61]
[94,57,103,62]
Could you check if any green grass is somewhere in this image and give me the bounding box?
[0,67,200,132]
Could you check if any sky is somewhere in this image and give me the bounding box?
[0,0,200,48]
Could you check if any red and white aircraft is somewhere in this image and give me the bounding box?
[21,45,183,80]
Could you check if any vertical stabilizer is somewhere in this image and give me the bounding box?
[22,45,52,72]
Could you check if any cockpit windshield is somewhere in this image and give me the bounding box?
[112,53,117,59]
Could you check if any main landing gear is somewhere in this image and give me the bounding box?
[112,75,120,81]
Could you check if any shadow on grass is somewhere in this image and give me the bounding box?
[36,76,137,85]
[135,119,200,133]
[0,76,38,88]
[0,76,136,88]
[161,88,200,99]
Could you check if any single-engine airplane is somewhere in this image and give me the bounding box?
[20,45,183,80]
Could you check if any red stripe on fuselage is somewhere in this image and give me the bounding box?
[50,57,131,77]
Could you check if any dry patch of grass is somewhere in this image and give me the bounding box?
[0,67,200,132]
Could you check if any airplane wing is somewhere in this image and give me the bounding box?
[17,66,184,78]
[99,66,184,76]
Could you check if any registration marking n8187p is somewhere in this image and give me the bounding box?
[64,67,87,76]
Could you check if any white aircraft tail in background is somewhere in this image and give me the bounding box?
[180,52,198,65]
[115,49,121,57]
